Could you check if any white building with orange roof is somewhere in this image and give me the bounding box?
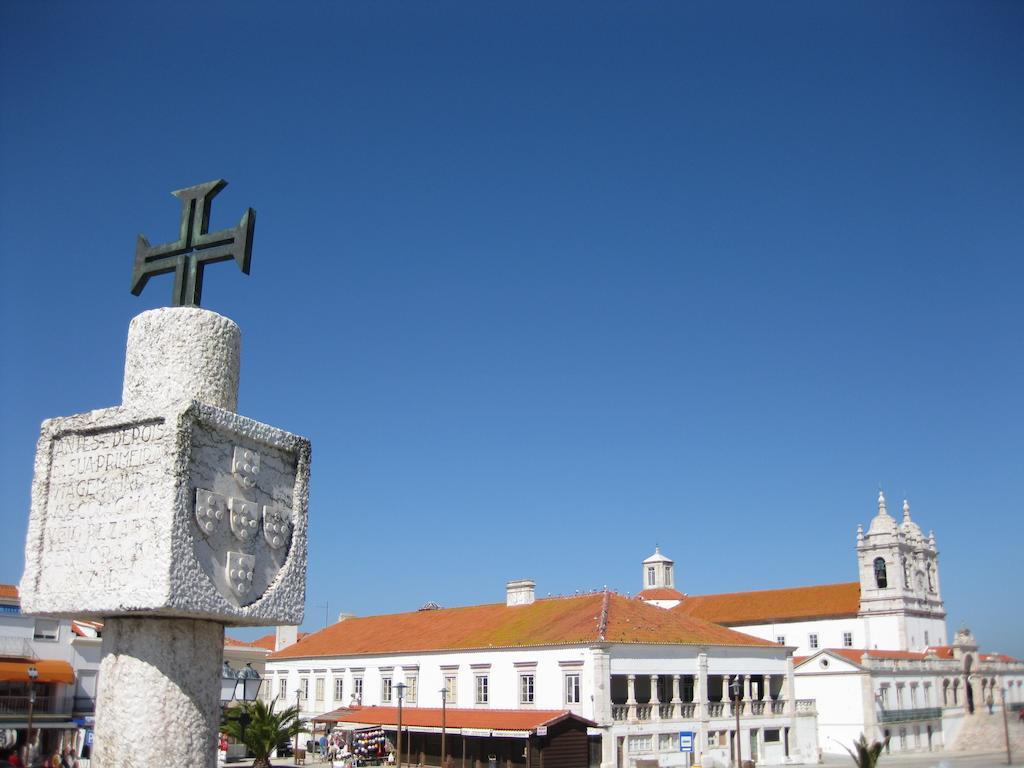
[265,582,820,768]
[633,492,1024,756]
[0,584,101,762]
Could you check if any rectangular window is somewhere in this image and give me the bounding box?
[33,618,59,641]
[315,677,325,701]
[519,674,535,704]
[910,683,918,707]
[776,636,785,645]
[628,735,653,752]
[279,678,287,699]
[444,675,457,704]
[300,678,309,700]
[764,729,781,743]
[879,685,890,709]
[334,677,344,701]
[475,675,489,704]
[565,673,581,704]
[896,684,904,709]
[808,633,819,649]
[381,677,393,703]
[658,733,678,752]
[353,677,363,702]
[405,675,417,703]
[843,632,853,647]
[924,631,930,646]
[664,565,672,583]
[647,567,655,586]
[707,732,720,747]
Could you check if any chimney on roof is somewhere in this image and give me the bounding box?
[506,579,535,607]
[275,625,298,651]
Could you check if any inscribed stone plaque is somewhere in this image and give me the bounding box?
[21,401,309,625]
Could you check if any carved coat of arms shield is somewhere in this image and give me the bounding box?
[190,429,297,608]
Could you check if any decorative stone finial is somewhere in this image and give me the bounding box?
[902,499,911,522]
[878,490,888,515]
[856,524,864,543]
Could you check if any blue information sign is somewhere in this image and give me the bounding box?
[679,732,695,753]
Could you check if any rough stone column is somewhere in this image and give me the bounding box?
[671,674,681,704]
[122,307,241,411]
[105,308,239,768]
[743,674,751,701]
[763,674,771,701]
[93,618,223,768]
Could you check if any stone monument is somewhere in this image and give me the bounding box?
[19,180,310,768]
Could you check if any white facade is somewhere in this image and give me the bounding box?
[266,586,820,768]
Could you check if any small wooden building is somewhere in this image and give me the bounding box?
[314,706,596,768]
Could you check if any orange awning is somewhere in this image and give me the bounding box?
[0,660,75,684]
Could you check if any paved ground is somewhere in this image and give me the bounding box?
[820,749,1020,767]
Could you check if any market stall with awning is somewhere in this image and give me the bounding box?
[312,706,595,768]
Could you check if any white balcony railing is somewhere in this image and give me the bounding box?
[609,699,797,723]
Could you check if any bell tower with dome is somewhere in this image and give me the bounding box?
[856,491,947,650]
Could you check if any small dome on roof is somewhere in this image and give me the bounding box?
[643,546,673,564]
[867,491,899,536]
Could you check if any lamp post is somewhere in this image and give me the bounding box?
[440,686,448,768]
[220,661,263,757]
[25,665,38,768]
[1000,685,1012,766]
[730,677,742,768]
[295,687,305,763]
[395,682,407,768]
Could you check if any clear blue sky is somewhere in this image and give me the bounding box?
[1,3,1021,655]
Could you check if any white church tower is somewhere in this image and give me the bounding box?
[856,491,947,651]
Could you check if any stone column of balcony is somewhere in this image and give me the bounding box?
[784,657,796,716]
[743,674,751,702]
[671,674,681,719]
[650,675,661,720]
[626,674,637,721]
[696,654,709,725]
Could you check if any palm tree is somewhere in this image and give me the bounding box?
[842,733,890,768]
[221,697,306,768]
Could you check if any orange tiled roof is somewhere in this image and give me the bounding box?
[637,588,686,601]
[271,592,774,660]
[927,645,955,659]
[225,635,264,648]
[981,653,1020,663]
[251,633,278,650]
[314,706,593,732]
[675,582,860,625]
[0,584,19,599]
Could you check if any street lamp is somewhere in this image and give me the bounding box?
[729,677,742,768]
[439,686,448,768]
[25,666,38,768]
[220,662,263,756]
[295,687,305,761]
[395,683,408,768]
[1000,685,1012,766]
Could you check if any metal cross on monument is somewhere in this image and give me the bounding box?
[131,179,256,307]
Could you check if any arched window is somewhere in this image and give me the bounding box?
[874,557,888,588]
